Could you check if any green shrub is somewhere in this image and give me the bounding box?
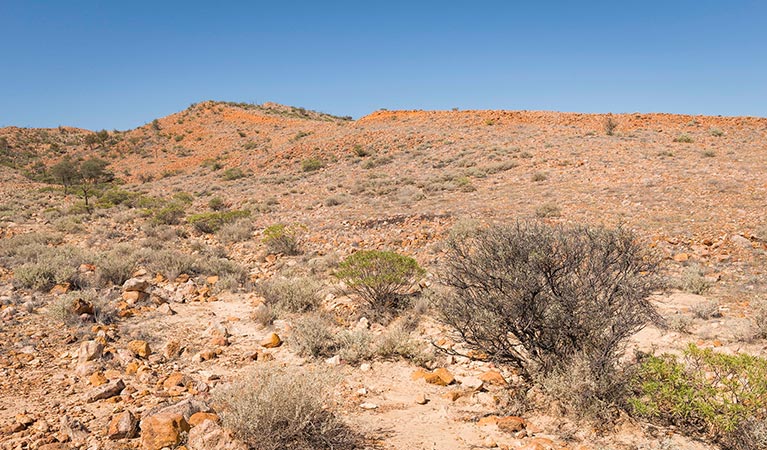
[221,167,246,180]
[94,245,139,287]
[674,134,694,143]
[301,158,325,172]
[629,344,767,448]
[48,289,116,326]
[14,246,89,291]
[152,202,186,225]
[208,196,226,211]
[97,188,138,208]
[334,250,424,314]
[188,210,251,233]
[215,364,357,450]
[262,223,305,255]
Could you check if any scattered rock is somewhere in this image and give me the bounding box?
[123,278,150,292]
[139,413,190,450]
[260,332,282,348]
[128,340,152,358]
[187,417,247,450]
[87,378,125,403]
[189,412,219,427]
[360,402,378,410]
[78,340,103,363]
[415,393,429,405]
[107,410,138,440]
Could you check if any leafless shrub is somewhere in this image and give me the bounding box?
[290,315,337,358]
[215,364,358,450]
[216,218,253,244]
[691,300,720,320]
[437,221,662,381]
[257,276,322,313]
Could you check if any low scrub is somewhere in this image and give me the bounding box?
[188,210,250,233]
[215,364,358,450]
[256,276,322,313]
[262,223,305,255]
[334,250,424,315]
[629,344,767,449]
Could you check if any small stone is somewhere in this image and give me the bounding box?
[431,368,456,386]
[443,390,462,401]
[673,253,689,262]
[260,332,282,348]
[458,376,484,391]
[123,278,150,292]
[89,372,107,386]
[359,402,378,410]
[415,393,429,405]
[163,372,188,390]
[187,418,247,450]
[128,340,151,358]
[157,303,175,315]
[164,340,182,359]
[107,410,138,440]
[359,363,372,372]
[479,370,507,386]
[78,340,104,363]
[87,378,125,403]
[325,355,341,365]
[72,297,94,315]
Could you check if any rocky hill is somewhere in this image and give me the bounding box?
[0,102,765,450]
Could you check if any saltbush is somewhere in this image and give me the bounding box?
[334,250,424,314]
[630,344,767,449]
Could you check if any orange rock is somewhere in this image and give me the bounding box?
[260,332,282,348]
[432,368,455,386]
[673,253,689,262]
[479,370,507,386]
[162,372,187,390]
[49,283,70,295]
[188,412,219,427]
[89,372,107,386]
[125,361,140,375]
[139,413,189,450]
[128,340,151,358]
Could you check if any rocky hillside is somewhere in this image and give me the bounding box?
[0,102,765,450]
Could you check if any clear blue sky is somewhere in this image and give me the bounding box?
[1,1,765,130]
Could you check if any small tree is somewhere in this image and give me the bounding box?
[78,157,111,212]
[438,221,661,381]
[335,250,424,314]
[49,157,79,194]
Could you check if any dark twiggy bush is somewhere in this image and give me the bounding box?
[438,221,661,381]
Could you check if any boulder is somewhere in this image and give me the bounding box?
[139,413,189,450]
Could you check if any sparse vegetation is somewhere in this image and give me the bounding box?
[674,134,694,143]
[301,158,325,172]
[215,364,358,450]
[262,223,305,255]
[188,210,250,233]
[256,276,322,313]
